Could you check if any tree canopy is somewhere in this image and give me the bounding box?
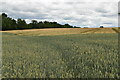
[1,13,78,31]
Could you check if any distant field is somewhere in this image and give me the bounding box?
[2,28,119,36]
[1,28,119,78]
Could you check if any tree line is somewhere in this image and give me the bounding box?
[1,13,80,31]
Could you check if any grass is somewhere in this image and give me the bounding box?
[2,30,119,78]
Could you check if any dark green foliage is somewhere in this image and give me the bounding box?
[2,13,7,17]
[2,18,17,30]
[63,24,73,28]
[17,18,27,29]
[74,26,81,28]
[100,26,104,28]
[84,27,88,28]
[1,13,74,30]
[2,13,17,30]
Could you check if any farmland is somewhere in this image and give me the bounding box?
[2,28,118,36]
[1,28,119,78]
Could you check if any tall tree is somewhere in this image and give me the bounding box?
[2,13,7,17]
[31,20,38,28]
[2,13,17,30]
[17,18,27,29]
[1,13,74,30]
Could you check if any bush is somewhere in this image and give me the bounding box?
[100,26,104,28]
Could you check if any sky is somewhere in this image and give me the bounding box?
[0,0,119,27]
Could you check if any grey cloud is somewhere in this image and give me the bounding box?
[64,2,84,5]
[101,14,117,17]
[118,2,120,14]
[102,22,112,24]
[95,8,109,13]
[1,0,118,27]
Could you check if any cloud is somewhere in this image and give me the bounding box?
[1,0,119,27]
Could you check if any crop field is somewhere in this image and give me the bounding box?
[2,28,118,36]
[1,28,119,78]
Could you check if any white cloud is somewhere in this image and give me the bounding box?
[1,0,119,27]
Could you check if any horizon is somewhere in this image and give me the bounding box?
[1,0,119,28]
